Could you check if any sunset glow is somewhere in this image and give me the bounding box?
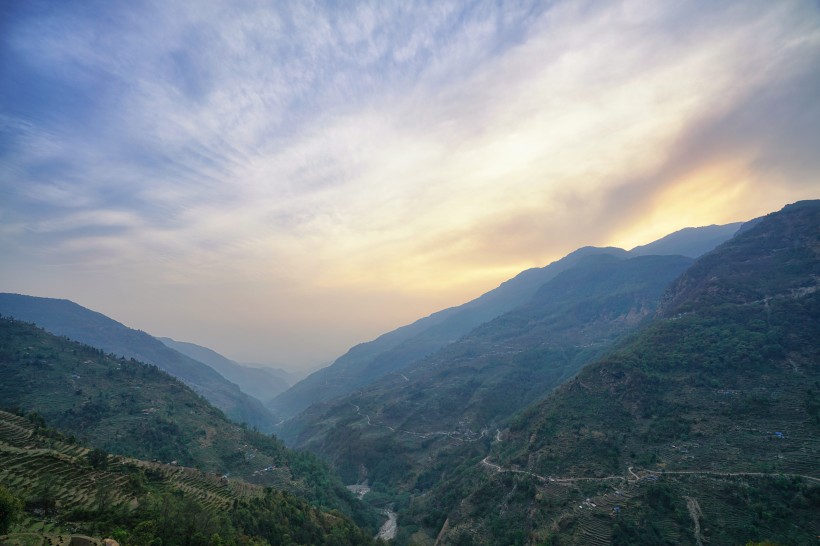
[2,1,818,367]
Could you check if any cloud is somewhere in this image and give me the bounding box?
[1,0,818,365]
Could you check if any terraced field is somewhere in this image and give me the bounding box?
[0,409,262,542]
[469,459,820,545]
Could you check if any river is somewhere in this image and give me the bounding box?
[376,509,397,541]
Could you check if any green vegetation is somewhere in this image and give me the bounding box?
[0,485,23,534]
[283,254,693,495]
[0,293,277,431]
[394,201,820,543]
[3,201,818,545]
[0,318,378,532]
[0,409,383,545]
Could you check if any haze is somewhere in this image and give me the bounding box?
[1,1,818,369]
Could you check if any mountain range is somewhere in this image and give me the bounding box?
[270,222,743,487]
[2,202,817,545]
[410,199,820,545]
[0,316,381,542]
[279,253,695,489]
[268,202,818,544]
[158,337,292,405]
[0,294,279,432]
[269,222,742,420]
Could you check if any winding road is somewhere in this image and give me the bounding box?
[479,454,819,544]
[480,456,820,485]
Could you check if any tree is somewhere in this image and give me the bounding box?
[88,447,109,470]
[0,485,22,534]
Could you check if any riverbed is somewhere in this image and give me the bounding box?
[376,509,397,541]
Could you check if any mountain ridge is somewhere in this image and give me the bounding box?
[158,336,291,405]
[279,253,695,491]
[270,223,743,420]
[409,199,820,545]
[0,294,277,432]
[0,316,378,532]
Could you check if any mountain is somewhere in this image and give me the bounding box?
[280,253,694,489]
[628,222,742,257]
[241,362,308,385]
[159,337,291,404]
[266,246,634,418]
[269,247,627,419]
[270,223,741,419]
[0,294,277,431]
[407,200,820,545]
[0,409,380,545]
[0,317,378,532]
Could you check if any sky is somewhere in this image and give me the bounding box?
[1,1,819,370]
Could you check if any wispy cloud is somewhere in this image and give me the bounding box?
[1,0,818,365]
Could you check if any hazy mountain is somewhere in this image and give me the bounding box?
[0,317,378,533]
[628,222,743,257]
[269,246,629,418]
[411,200,820,545]
[271,223,741,419]
[242,362,309,384]
[159,337,291,403]
[280,253,694,489]
[0,294,277,431]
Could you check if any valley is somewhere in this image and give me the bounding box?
[397,201,820,544]
[285,201,819,544]
[4,3,818,544]
[1,201,818,545]
[0,319,382,543]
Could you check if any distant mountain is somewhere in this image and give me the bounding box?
[159,337,291,404]
[0,317,378,532]
[411,200,820,545]
[269,246,630,418]
[271,223,741,419]
[280,253,694,488]
[628,222,742,257]
[242,362,309,384]
[0,294,277,431]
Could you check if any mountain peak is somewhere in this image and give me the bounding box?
[660,199,820,315]
[629,222,743,258]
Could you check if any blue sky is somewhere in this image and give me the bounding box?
[2,1,819,368]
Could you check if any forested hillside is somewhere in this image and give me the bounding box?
[0,294,277,431]
[407,201,820,545]
[0,318,377,533]
[280,254,694,494]
[270,223,737,420]
[0,409,382,545]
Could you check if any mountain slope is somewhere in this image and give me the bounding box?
[280,254,694,489]
[159,337,291,404]
[0,294,276,431]
[269,246,631,419]
[271,223,740,419]
[0,317,377,530]
[0,409,380,545]
[628,222,742,258]
[415,200,820,545]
